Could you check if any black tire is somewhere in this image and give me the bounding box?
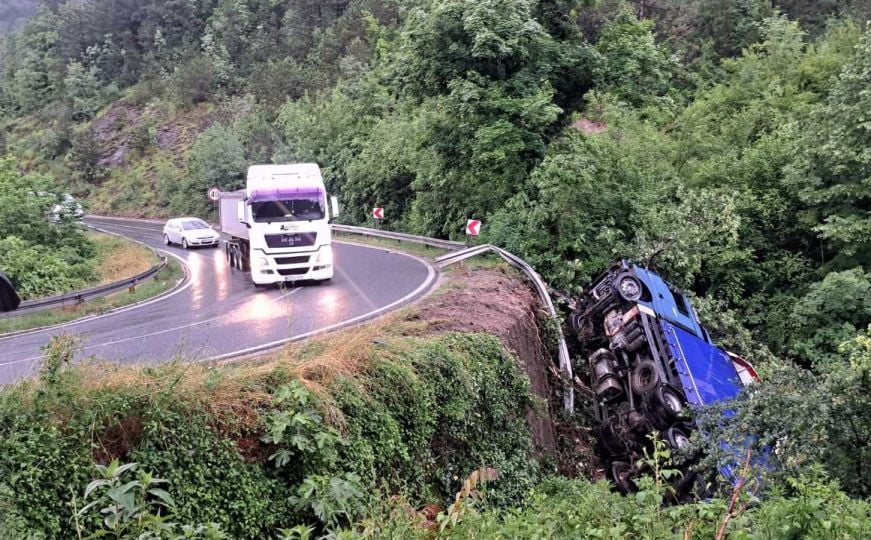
[163,234,171,246]
[610,461,636,494]
[182,238,189,249]
[665,426,691,450]
[631,361,659,394]
[613,273,643,302]
[658,386,685,416]
[652,385,685,430]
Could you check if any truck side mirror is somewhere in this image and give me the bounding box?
[237,200,248,226]
[330,196,340,219]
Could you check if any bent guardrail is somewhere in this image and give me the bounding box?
[332,224,575,414]
[3,226,168,317]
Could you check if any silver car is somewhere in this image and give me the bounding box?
[163,218,220,249]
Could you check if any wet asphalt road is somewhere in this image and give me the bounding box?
[0,217,435,383]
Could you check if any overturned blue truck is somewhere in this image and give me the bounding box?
[570,260,759,493]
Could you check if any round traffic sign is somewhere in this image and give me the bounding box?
[207,187,221,201]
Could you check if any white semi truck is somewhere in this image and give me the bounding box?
[219,163,339,285]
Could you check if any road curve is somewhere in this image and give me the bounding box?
[0,217,436,384]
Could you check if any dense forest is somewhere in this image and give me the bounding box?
[1,0,871,530]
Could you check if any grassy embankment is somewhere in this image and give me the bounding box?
[0,231,184,334]
[0,313,540,538]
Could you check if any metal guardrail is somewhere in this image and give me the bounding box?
[332,224,466,251]
[334,224,575,414]
[4,227,168,317]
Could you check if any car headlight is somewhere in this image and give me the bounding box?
[315,246,333,265]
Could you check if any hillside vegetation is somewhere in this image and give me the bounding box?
[2,0,871,536]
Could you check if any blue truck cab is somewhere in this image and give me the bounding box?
[570,260,758,493]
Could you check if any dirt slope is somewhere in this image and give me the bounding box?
[405,265,559,456]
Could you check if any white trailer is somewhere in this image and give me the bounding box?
[219,164,339,285]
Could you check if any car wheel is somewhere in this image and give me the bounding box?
[163,234,171,246]
[182,238,189,249]
[631,361,659,394]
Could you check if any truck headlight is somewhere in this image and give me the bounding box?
[315,247,333,265]
[254,256,270,268]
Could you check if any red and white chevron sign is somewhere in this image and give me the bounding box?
[466,219,481,236]
[372,207,384,219]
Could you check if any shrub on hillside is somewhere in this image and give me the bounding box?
[0,157,96,298]
[0,333,538,537]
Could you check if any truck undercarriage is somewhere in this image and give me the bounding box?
[570,261,757,494]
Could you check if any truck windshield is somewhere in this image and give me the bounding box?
[251,196,325,222]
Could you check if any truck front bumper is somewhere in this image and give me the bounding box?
[251,247,334,285]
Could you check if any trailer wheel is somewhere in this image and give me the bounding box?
[610,461,636,494]
[631,361,659,394]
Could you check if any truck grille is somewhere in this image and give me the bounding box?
[277,268,309,276]
[264,232,317,249]
[275,255,310,265]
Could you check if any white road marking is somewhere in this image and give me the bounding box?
[0,286,302,366]
[2,237,437,373]
[0,248,193,342]
[206,247,437,361]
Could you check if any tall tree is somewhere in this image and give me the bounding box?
[786,26,871,266]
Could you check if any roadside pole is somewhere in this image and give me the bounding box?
[372,207,384,230]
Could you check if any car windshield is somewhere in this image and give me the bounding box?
[251,195,325,222]
[181,219,210,231]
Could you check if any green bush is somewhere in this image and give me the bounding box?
[129,406,290,538]
[333,333,538,508]
[0,156,97,298]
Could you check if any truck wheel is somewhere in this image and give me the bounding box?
[613,273,643,302]
[665,426,690,450]
[631,361,659,394]
[610,461,636,494]
[655,385,685,419]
